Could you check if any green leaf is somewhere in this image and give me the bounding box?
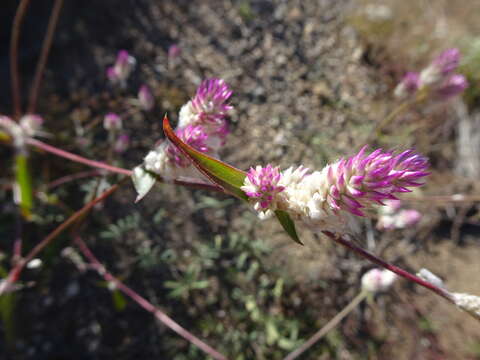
[275,210,303,245]
[131,166,156,202]
[15,154,33,219]
[112,289,127,312]
[162,115,248,200]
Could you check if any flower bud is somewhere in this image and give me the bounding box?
[435,74,468,100]
[103,113,122,131]
[394,72,420,98]
[138,85,154,111]
[114,134,130,153]
[361,268,397,293]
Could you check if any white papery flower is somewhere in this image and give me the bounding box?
[361,268,397,293]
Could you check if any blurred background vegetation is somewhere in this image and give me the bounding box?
[1,0,480,359]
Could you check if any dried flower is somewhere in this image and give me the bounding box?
[361,268,397,293]
[107,50,136,86]
[138,85,154,111]
[103,113,122,131]
[0,114,43,148]
[435,74,468,100]
[394,72,420,98]
[178,78,233,130]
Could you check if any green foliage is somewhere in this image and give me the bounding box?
[100,213,141,240]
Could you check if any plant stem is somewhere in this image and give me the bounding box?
[6,179,125,284]
[27,138,132,175]
[74,236,228,360]
[321,231,454,303]
[27,0,64,113]
[26,138,225,193]
[284,291,367,360]
[10,0,31,120]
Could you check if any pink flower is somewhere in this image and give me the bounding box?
[166,125,211,168]
[319,147,429,216]
[168,44,181,59]
[178,78,233,128]
[242,165,285,211]
[435,74,468,100]
[138,85,154,111]
[106,50,136,86]
[432,48,460,76]
[114,134,130,153]
[103,113,122,131]
[394,72,420,98]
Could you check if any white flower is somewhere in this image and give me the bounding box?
[361,268,397,293]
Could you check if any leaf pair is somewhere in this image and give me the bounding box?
[162,115,302,245]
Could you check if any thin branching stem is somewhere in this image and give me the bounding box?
[26,138,225,193]
[284,291,367,360]
[74,236,228,360]
[321,231,454,303]
[10,0,31,120]
[7,179,126,284]
[27,0,64,113]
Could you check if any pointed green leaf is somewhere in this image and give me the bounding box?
[131,166,157,202]
[163,115,248,200]
[275,210,303,245]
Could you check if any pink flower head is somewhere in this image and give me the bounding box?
[435,74,468,100]
[107,50,136,85]
[114,134,130,153]
[190,78,233,125]
[166,125,211,167]
[242,165,285,210]
[322,146,429,216]
[103,113,122,131]
[138,85,154,111]
[394,72,420,98]
[432,48,460,76]
[168,44,181,59]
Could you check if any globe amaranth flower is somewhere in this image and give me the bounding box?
[103,113,122,131]
[107,50,136,86]
[394,72,420,98]
[419,48,460,86]
[178,78,233,132]
[241,165,285,219]
[138,85,155,111]
[243,147,429,233]
[361,268,397,293]
[435,74,469,100]
[144,125,213,181]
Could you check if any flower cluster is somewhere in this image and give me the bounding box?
[0,114,44,148]
[242,147,429,232]
[394,48,468,100]
[376,199,421,230]
[144,78,233,181]
[107,50,136,87]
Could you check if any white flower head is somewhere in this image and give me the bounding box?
[361,268,397,293]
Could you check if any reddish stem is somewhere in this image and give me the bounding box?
[321,231,454,303]
[27,138,132,175]
[27,0,64,113]
[46,170,103,189]
[74,236,228,360]
[26,138,225,193]
[7,180,123,283]
[10,0,31,120]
